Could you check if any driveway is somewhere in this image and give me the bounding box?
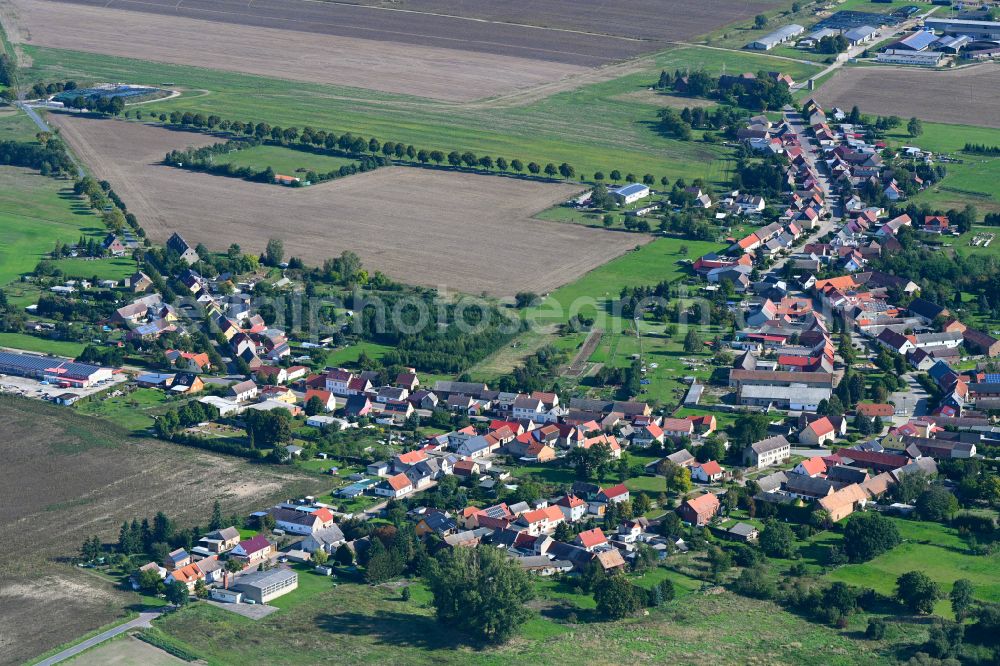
[34,609,165,666]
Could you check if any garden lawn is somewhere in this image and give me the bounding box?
[50,257,137,281]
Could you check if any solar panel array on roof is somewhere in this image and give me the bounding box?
[0,351,102,378]
[482,505,509,519]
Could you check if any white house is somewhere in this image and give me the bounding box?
[691,460,725,483]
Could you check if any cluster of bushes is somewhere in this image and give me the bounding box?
[0,138,76,177]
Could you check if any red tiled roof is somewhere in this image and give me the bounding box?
[576,528,607,548]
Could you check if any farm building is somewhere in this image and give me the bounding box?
[747,24,805,50]
[842,25,878,45]
[0,350,114,387]
[924,18,1000,40]
[610,183,650,205]
[232,567,298,604]
[877,49,945,66]
[894,30,938,51]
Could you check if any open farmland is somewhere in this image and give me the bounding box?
[49,115,642,297]
[16,0,781,76]
[814,63,1000,129]
[0,395,325,666]
[7,0,588,102]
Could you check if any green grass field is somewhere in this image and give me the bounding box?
[825,518,1000,617]
[50,256,137,281]
[0,332,85,356]
[22,45,821,184]
[470,236,725,393]
[144,574,896,664]
[885,123,1000,214]
[0,166,107,288]
[210,144,360,177]
[75,388,177,432]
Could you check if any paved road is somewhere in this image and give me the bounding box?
[890,373,929,425]
[767,107,841,273]
[34,609,165,666]
[791,447,832,458]
[15,101,86,178]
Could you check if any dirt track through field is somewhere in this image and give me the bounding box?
[10,0,588,102]
[814,64,1000,129]
[50,115,645,297]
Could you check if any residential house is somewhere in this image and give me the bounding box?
[374,473,414,499]
[198,527,241,553]
[743,435,791,469]
[817,483,868,521]
[515,505,565,536]
[574,528,608,552]
[691,460,725,483]
[800,417,837,447]
[554,494,588,523]
[230,535,275,565]
[678,493,720,526]
[300,525,347,554]
[228,380,258,403]
[793,456,827,478]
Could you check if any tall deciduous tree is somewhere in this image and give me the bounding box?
[427,546,534,644]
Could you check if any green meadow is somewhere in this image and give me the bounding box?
[210,144,360,177]
[885,123,1000,214]
[0,165,106,288]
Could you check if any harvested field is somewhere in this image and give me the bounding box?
[0,396,325,665]
[340,0,781,42]
[814,64,1000,129]
[70,636,186,666]
[9,0,587,102]
[50,115,643,297]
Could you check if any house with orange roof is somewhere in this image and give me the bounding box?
[793,456,827,478]
[818,483,869,521]
[678,492,720,526]
[554,494,587,523]
[687,414,717,436]
[856,402,894,419]
[574,527,608,551]
[692,460,725,483]
[813,275,858,292]
[374,473,414,499]
[631,423,665,447]
[303,388,337,412]
[515,505,565,536]
[661,417,695,440]
[800,416,837,447]
[165,349,211,373]
[166,562,205,591]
